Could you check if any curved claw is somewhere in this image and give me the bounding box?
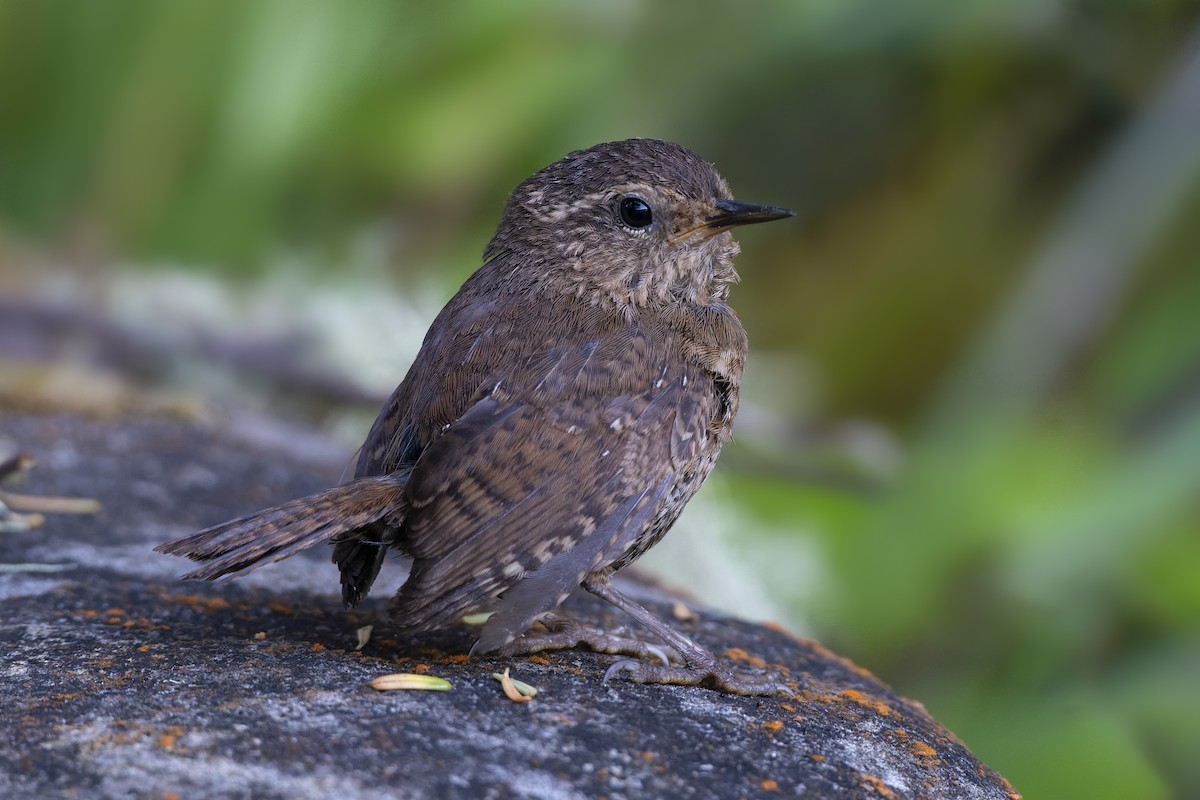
[603,659,640,683]
[765,680,796,699]
[644,643,672,667]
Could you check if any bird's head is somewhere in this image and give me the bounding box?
[485,139,793,308]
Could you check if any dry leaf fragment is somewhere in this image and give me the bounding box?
[671,601,698,621]
[370,673,452,692]
[493,668,537,702]
[0,452,34,483]
[0,510,44,533]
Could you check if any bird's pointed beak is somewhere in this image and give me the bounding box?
[704,199,795,231]
[671,198,795,244]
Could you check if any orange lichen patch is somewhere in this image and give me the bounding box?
[525,655,552,665]
[181,594,225,614]
[840,689,892,717]
[442,654,471,664]
[801,690,849,705]
[722,648,767,669]
[79,609,100,620]
[635,750,656,764]
[901,696,969,749]
[810,754,826,763]
[999,775,1023,799]
[780,703,797,714]
[267,601,294,616]
[759,779,779,792]
[414,646,450,658]
[806,638,878,681]
[166,594,232,614]
[355,653,392,667]
[153,726,186,750]
[762,720,784,735]
[861,774,896,799]
[412,663,430,673]
[310,643,326,652]
[892,729,907,739]
[120,616,164,631]
[912,741,937,760]
[762,620,794,637]
[253,632,267,640]
[793,687,833,707]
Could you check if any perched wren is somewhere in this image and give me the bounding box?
[157,138,794,694]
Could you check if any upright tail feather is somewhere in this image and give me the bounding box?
[155,473,410,582]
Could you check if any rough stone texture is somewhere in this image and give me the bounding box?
[0,412,1021,799]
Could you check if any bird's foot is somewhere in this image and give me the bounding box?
[603,651,792,697]
[495,612,678,666]
[577,575,791,696]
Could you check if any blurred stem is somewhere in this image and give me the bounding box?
[925,20,1200,436]
[830,19,1200,653]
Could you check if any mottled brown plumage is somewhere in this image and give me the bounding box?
[156,138,793,694]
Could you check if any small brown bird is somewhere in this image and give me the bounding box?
[157,138,793,694]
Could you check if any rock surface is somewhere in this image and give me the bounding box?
[0,412,1020,799]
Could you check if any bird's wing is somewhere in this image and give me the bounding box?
[389,327,713,645]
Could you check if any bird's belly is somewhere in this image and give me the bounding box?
[607,443,723,570]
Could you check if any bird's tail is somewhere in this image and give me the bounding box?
[155,473,410,582]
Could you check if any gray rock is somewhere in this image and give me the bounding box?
[0,413,1021,799]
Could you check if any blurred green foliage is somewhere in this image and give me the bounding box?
[3,2,1199,797]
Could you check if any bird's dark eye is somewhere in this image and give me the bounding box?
[618,196,654,229]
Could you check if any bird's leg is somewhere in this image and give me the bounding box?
[494,612,678,666]
[583,574,791,697]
